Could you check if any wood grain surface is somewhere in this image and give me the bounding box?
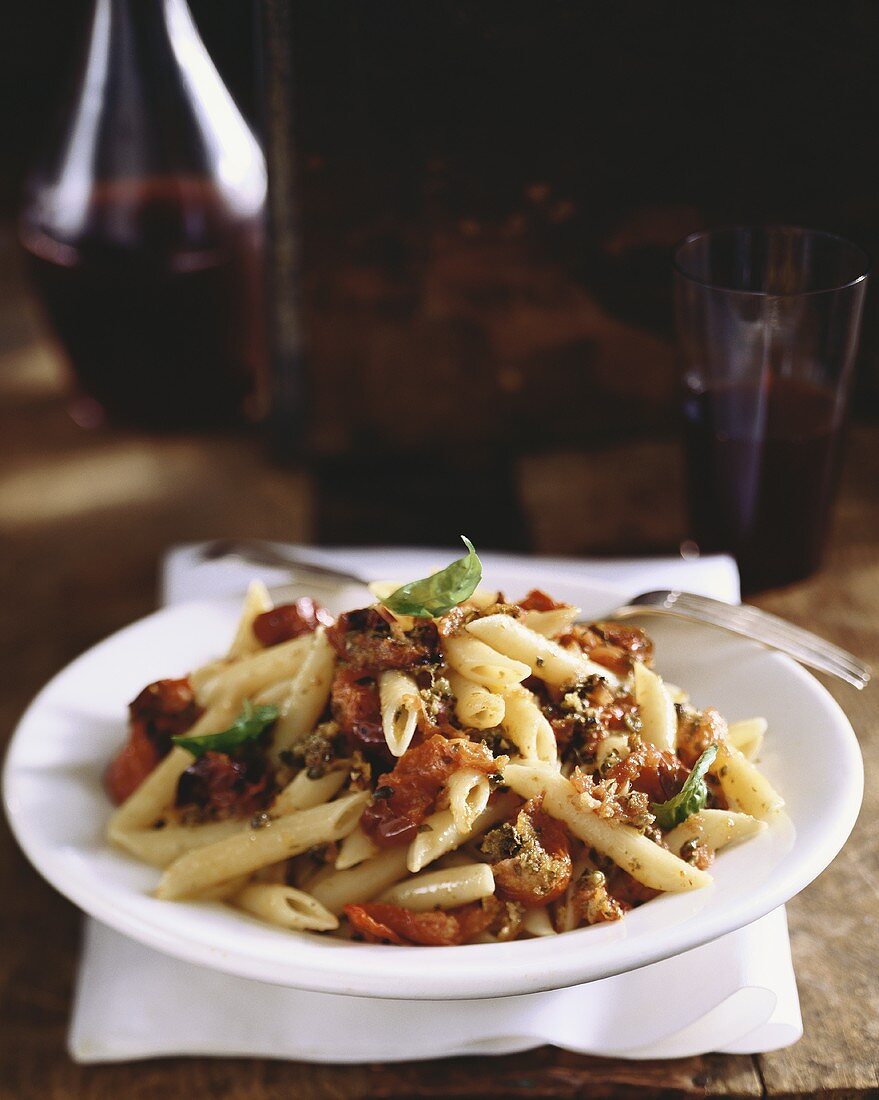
[1,246,876,1098]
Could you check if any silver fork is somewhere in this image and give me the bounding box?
[197,541,871,690]
[612,590,871,690]
[199,538,372,588]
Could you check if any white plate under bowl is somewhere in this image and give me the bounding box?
[2,566,863,999]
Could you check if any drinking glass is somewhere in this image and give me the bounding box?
[674,226,869,592]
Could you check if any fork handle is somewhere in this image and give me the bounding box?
[199,540,372,588]
[613,602,870,690]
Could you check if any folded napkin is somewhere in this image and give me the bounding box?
[69,546,802,1063]
[71,907,799,1062]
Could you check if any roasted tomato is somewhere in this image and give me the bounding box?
[130,677,202,748]
[105,677,202,804]
[176,750,272,820]
[344,900,498,946]
[517,589,568,612]
[483,798,572,906]
[361,735,496,847]
[104,721,160,804]
[606,742,689,804]
[591,622,654,665]
[587,645,634,677]
[558,621,653,676]
[252,598,333,647]
[331,667,383,742]
[330,667,396,772]
[327,608,440,670]
[343,904,410,945]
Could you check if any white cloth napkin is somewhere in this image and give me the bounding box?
[69,546,802,1063]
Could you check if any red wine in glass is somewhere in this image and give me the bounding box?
[683,375,843,592]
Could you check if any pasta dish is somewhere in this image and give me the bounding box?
[105,538,783,946]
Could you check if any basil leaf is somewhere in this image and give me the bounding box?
[380,536,483,618]
[651,744,718,830]
[173,699,278,759]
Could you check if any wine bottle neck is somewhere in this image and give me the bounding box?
[24,0,266,238]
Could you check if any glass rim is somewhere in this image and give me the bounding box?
[673,224,871,298]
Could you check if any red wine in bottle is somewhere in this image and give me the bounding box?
[20,0,268,430]
[23,178,265,429]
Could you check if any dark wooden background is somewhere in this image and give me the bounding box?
[281,1,879,449]
[6,1,879,460]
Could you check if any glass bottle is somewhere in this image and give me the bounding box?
[20,0,267,429]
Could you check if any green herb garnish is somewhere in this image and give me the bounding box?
[651,745,718,830]
[380,535,482,618]
[173,699,278,759]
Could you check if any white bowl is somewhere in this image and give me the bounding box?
[2,569,863,999]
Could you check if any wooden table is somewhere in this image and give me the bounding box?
[1,246,876,1098]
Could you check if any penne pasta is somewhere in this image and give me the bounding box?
[726,717,767,760]
[193,874,251,902]
[711,740,784,819]
[633,662,676,753]
[189,658,231,704]
[335,824,380,870]
[520,605,580,637]
[407,792,521,874]
[444,634,531,691]
[377,863,495,911]
[501,685,558,764]
[463,586,502,611]
[310,847,411,915]
[227,580,273,659]
[111,818,242,868]
[253,679,293,708]
[466,614,585,689]
[379,670,421,757]
[109,745,197,835]
[234,883,339,932]
[664,809,766,856]
[503,763,711,892]
[445,768,491,833]
[269,629,336,764]
[406,809,458,874]
[156,791,368,900]
[448,670,505,730]
[202,634,313,708]
[272,768,348,815]
[523,906,557,937]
